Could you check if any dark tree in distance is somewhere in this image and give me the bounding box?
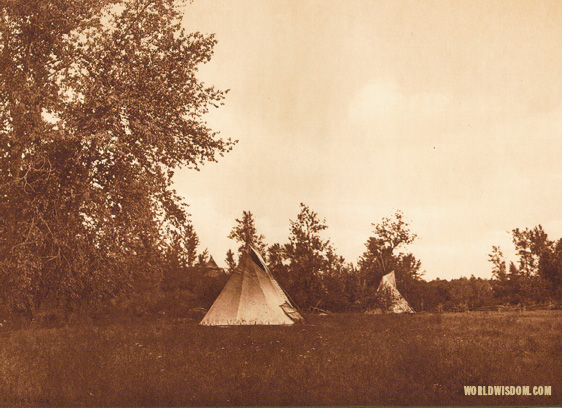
[511,226,554,302]
[489,246,507,281]
[488,226,562,305]
[539,238,562,291]
[321,246,357,311]
[358,210,421,307]
[393,252,423,301]
[0,0,234,315]
[164,222,199,268]
[224,249,236,274]
[227,210,267,256]
[283,203,331,309]
[197,249,210,266]
[267,243,287,276]
[358,211,419,281]
[161,222,199,291]
[488,245,510,301]
[512,226,552,278]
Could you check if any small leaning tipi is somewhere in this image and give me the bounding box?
[200,247,303,325]
[376,271,414,313]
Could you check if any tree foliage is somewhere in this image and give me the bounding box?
[0,0,234,314]
[488,225,562,305]
[282,203,331,309]
[357,210,421,307]
[224,248,236,274]
[539,238,562,289]
[227,210,266,256]
[359,211,418,279]
[488,245,510,299]
[511,226,551,278]
[488,246,507,281]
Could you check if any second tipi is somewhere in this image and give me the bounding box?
[376,271,414,313]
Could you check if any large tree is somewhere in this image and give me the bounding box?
[357,210,421,306]
[0,0,234,314]
[283,203,332,309]
[488,226,561,304]
[358,211,420,281]
[511,226,552,278]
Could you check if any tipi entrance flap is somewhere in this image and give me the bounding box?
[280,302,304,322]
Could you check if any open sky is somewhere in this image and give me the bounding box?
[174,0,562,280]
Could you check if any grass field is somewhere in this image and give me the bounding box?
[0,310,560,407]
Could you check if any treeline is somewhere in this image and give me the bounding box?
[156,205,423,314]
[163,208,562,315]
[183,205,425,313]
[487,225,562,306]
[163,204,424,312]
[402,224,562,312]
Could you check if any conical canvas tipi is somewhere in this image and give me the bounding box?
[200,247,303,325]
[376,271,414,313]
[203,255,224,278]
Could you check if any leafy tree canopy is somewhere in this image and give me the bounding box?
[0,0,234,314]
[227,210,267,256]
[358,210,420,287]
[283,203,333,308]
[511,225,552,277]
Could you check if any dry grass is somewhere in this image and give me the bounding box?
[0,310,560,406]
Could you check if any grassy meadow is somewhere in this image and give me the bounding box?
[0,310,560,407]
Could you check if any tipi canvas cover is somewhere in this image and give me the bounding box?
[376,271,414,313]
[203,255,224,278]
[200,247,303,325]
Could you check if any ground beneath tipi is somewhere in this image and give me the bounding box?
[0,310,560,406]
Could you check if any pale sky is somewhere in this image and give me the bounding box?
[173,0,562,280]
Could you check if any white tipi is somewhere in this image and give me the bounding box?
[200,247,303,325]
[376,271,414,313]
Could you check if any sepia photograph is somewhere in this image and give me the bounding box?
[0,0,561,406]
